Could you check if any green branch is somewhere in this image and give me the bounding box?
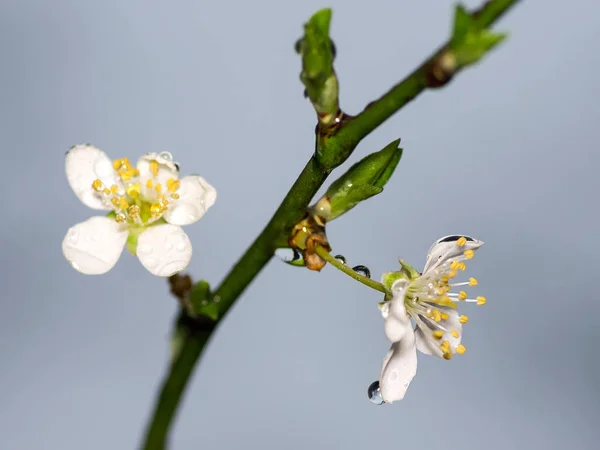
[140,1,520,448]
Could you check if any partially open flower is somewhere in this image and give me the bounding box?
[62,144,216,276]
[377,235,485,403]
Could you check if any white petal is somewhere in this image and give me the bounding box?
[164,175,217,226]
[415,306,463,357]
[137,152,179,179]
[65,145,121,210]
[384,279,412,342]
[136,224,192,277]
[62,216,128,275]
[423,235,484,273]
[379,330,418,403]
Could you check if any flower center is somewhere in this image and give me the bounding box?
[91,157,181,226]
[403,242,485,359]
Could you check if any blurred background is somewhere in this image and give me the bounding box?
[1,0,598,448]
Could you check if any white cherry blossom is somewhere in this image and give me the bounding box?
[376,235,485,403]
[62,144,216,276]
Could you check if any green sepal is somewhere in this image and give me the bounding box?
[450,4,507,67]
[316,139,402,221]
[381,260,420,291]
[381,271,408,291]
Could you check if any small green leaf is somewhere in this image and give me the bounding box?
[456,31,507,66]
[450,3,507,67]
[452,4,472,46]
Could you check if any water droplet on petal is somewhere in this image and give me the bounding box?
[138,243,152,254]
[352,265,371,278]
[275,248,305,267]
[144,257,159,269]
[334,254,346,264]
[67,229,79,245]
[175,237,187,252]
[159,152,173,161]
[368,381,384,405]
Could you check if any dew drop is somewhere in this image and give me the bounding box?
[144,257,159,269]
[67,229,79,245]
[367,381,384,405]
[352,265,371,278]
[159,152,173,161]
[334,254,346,265]
[275,248,305,267]
[176,236,188,252]
[138,243,152,254]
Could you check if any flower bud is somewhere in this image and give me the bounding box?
[312,139,402,221]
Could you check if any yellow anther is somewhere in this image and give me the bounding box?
[111,197,120,207]
[458,262,466,271]
[464,250,475,259]
[110,185,119,194]
[146,179,153,189]
[112,158,131,171]
[457,237,467,247]
[150,203,163,217]
[439,341,451,353]
[443,352,453,360]
[103,188,111,195]
[161,198,170,207]
[155,183,163,193]
[166,178,180,192]
[128,205,140,217]
[458,291,468,300]
[126,183,141,197]
[477,296,487,306]
[149,160,159,177]
[451,330,459,338]
[441,312,449,320]
[456,345,466,355]
[450,261,460,270]
[433,330,444,340]
[469,277,478,286]
[171,193,180,200]
[115,214,126,223]
[459,315,469,324]
[119,198,129,209]
[92,179,104,191]
[448,270,457,279]
[432,310,442,322]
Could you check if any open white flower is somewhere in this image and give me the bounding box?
[62,144,216,277]
[376,235,485,403]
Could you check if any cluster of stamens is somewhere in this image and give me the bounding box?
[91,157,180,225]
[404,237,485,360]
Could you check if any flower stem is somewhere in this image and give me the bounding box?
[140,1,520,448]
[314,245,387,294]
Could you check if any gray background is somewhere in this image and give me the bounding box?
[1,0,598,448]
